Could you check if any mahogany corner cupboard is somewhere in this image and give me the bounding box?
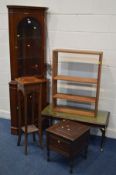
[7,6,48,134]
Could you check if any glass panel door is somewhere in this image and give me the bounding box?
[16,17,41,76]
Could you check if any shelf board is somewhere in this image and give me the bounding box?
[58,83,96,91]
[21,124,38,133]
[53,93,96,103]
[53,49,103,55]
[54,75,97,84]
[53,106,95,117]
[58,58,100,64]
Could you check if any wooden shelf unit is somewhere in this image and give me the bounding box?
[52,49,103,117]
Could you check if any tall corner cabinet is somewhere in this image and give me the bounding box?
[7,6,48,134]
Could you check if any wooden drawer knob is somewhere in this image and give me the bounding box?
[57,140,61,144]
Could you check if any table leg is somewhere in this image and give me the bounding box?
[49,118,53,126]
[17,131,22,146]
[39,123,43,148]
[84,145,88,159]
[69,156,73,174]
[38,85,43,147]
[24,95,28,155]
[17,91,22,146]
[32,92,36,142]
[47,134,50,161]
[33,133,36,142]
[100,128,106,152]
[47,147,50,162]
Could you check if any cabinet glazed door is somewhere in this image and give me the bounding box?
[16,17,43,77]
[8,6,47,79]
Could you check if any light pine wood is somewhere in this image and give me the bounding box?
[53,93,96,103]
[54,106,95,117]
[58,84,96,91]
[95,53,103,116]
[53,49,103,55]
[54,75,97,84]
[52,49,103,117]
[59,58,101,64]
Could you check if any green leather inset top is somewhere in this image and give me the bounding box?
[42,105,110,127]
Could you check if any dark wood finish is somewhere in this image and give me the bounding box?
[7,5,48,10]
[7,6,48,134]
[9,81,18,134]
[46,120,90,173]
[9,79,47,134]
[42,105,110,151]
[7,5,48,79]
[16,76,46,154]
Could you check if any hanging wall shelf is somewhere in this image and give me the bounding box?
[52,49,103,117]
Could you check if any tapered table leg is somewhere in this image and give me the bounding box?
[24,95,28,155]
[100,128,106,152]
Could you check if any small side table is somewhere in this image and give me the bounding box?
[46,120,90,173]
[16,76,46,155]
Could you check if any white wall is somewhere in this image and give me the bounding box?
[0,0,116,138]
